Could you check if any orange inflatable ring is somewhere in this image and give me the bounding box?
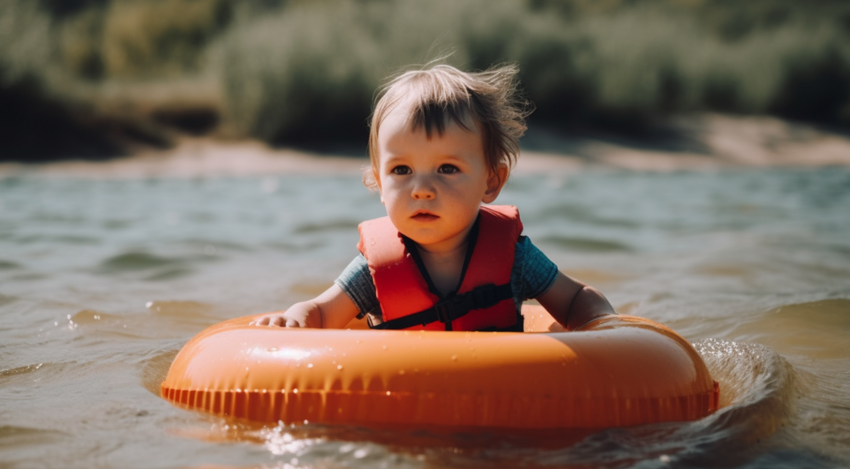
[161,307,719,429]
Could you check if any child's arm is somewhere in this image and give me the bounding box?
[536,272,617,331]
[250,284,361,329]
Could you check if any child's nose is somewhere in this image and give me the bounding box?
[411,177,436,200]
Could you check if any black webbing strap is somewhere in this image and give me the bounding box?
[368,283,514,330]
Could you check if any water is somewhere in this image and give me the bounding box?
[1,166,849,468]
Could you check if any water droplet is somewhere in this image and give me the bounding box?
[386,391,391,396]
[145,301,153,308]
[307,363,313,368]
[337,365,343,370]
[382,345,387,350]
[399,370,405,375]
[451,355,457,361]
[293,388,298,393]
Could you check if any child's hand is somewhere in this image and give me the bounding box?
[249,312,297,327]
[248,287,360,329]
[249,303,320,328]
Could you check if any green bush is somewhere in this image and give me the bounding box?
[3,0,850,158]
[213,0,850,142]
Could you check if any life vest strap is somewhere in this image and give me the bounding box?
[368,283,513,330]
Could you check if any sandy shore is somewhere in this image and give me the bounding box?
[1,114,848,178]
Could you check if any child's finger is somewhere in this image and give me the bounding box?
[249,317,270,326]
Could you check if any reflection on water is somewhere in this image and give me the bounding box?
[0,168,849,468]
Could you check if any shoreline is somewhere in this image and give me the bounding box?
[2,114,849,179]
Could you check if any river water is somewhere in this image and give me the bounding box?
[1,164,848,468]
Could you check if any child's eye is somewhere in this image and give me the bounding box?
[391,165,412,175]
[438,164,459,174]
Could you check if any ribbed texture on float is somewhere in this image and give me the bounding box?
[161,381,720,428]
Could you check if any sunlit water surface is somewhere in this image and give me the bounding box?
[1,167,848,468]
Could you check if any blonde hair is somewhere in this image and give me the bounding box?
[365,63,531,189]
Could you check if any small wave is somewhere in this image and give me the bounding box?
[293,219,361,235]
[672,339,797,462]
[0,259,21,270]
[15,234,100,245]
[0,362,47,378]
[140,350,179,397]
[0,362,69,387]
[538,235,632,252]
[144,300,214,319]
[0,425,67,448]
[0,293,17,307]
[66,302,217,340]
[179,239,250,253]
[70,309,121,324]
[266,240,326,252]
[144,267,194,281]
[94,251,202,280]
[97,252,182,272]
[544,204,641,229]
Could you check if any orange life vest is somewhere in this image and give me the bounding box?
[357,205,523,331]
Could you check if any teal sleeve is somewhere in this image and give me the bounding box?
[512,236,559,304]
[334,254,379,318]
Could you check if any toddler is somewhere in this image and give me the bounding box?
[253,64,615,331]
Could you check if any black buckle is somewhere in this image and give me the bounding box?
[471,284,498,309]
[434,294,478,324]
[434,302,451,324]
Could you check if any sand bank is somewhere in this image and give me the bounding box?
[1,114,848,179]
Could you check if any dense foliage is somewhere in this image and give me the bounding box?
[2,0,849,159]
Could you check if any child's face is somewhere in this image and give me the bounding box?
[374,105,505,253]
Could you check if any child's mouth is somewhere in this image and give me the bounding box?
[411,212,439,222]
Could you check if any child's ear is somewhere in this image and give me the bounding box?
[482,164,509,204]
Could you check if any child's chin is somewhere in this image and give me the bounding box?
[401,231,440,246]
